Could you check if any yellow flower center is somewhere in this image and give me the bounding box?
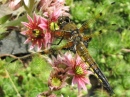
[75,66,84,75]
[50,22,59,31]
[32,29,41,37]
[52,77,61,87]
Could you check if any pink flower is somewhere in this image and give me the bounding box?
[37,91,57,97]
[48,67,68,91]
[47,54,67,69]
[47,5,70,22]
[47,52,92,92]
[38,0,70,21]
[8,0,21,10]
[44,54,69,91]
[21,14,53,50]
[62,52,92,91]
[8,0,30,10]
[38,0,52,11]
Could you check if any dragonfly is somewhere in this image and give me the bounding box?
[52,2,115,95]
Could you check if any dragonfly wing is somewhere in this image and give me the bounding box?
[79,2,115,34]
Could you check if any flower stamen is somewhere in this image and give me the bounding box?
[32,29,41,38]
[51,77,61,87]
[75,65,84,75]
[50,22,59,31]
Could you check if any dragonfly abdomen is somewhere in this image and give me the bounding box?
[76,42,113,94]
[76,42,97,69]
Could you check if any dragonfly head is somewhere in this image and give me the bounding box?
[57,16,71,28]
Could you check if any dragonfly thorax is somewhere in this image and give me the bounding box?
[58,16,77,30]
[70,30,82,45]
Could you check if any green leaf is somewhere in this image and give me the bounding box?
[23,0,35,14]
[0,14,12,24]
[0,26,9,40]
[4,14,27,27]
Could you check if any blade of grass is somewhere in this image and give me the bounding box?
[5,68,21,97]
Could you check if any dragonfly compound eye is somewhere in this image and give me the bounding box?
[58,16,71,27]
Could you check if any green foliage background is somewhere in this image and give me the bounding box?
[69,0,130,97]
[0,0,130,97]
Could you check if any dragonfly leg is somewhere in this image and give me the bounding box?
[49,30,71,46]
[55,36,64,45]
[47,36,64,46]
